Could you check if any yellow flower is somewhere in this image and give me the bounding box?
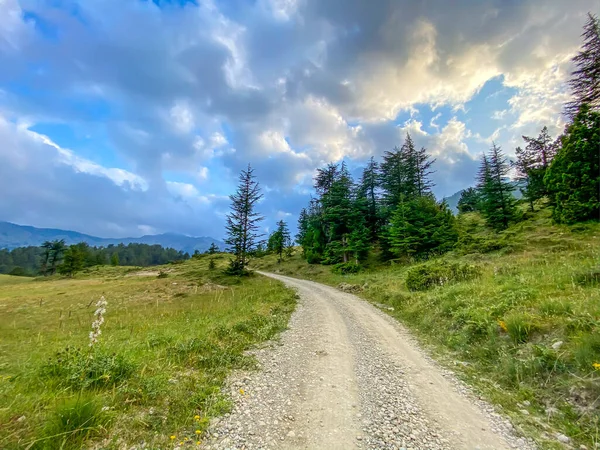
[239,388,245,395]
[196,442,201,446]
[195,430,201,435]
[498,320,508,332]
[593,362,600,370]
[194,415,200,420]
[170,435,176,440]
[180,442,184,445]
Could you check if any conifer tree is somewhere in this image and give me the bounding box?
[514,126,557,210]
[224,164,264,274]
[357,157,381,241]
[387,196,458,258]
[476,145,517,230]
[457,187,480,213]
[268,220,292,263]
[545,105,600,223]
[207,242,219,254]
[566,13,600,117]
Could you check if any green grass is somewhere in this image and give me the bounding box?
[0,254,296,449]
[253,209,600,449]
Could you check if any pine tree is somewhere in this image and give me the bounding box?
[357,157,381,241]
[207,242,219,254]
[58,245,85,277]
[457,187,480,213]
[380,145,407,211]
[224,164,264,275]
[387,196,458,258]
[412,146,436,197]
[476,145,517,230]
[40,241,52,275]
[545,105,600,223]
[566,13,600,117]
[48,239,66,275]
[269,220,292,263]
[514,126,557,210]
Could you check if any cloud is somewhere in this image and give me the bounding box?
[0,0,596,237]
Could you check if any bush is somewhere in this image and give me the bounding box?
[405,261,482,292]
[332,262,362,275]
[42,347,136,390]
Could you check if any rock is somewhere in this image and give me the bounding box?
[556,433,570,443]
[552,341,563,350]
[519,409,529,415]
[287,431,295,438]
[338,283,362,293]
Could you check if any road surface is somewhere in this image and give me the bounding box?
[201,272,533,450]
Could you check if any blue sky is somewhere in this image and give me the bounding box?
[0,0,595,239]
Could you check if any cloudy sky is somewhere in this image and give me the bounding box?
[0,0,596,239]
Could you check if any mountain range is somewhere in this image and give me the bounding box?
[0,221,225,255]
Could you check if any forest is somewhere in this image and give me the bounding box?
[0,241,190,276]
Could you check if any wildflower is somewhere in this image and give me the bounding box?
[593,362,600,370]
[194,415,200,420]
[89,296,108,347]
[239,388,245,395]
[195,430,201,435]
[180,442,184,445]
[170,435,176,440]
[197,442,201,446]
[498,320,508,332]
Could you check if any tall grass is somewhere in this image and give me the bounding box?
[0,254,296,449]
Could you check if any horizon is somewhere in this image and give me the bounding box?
[1,0,595,238]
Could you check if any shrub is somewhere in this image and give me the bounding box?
[405,261,482,291]
[157,270,169,278]
[208,258,216,270]
[42,347,136,390]
[332,262,362,275]
[574,270,600,287]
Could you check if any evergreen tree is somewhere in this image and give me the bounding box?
[457,187,480,213]
[207,242,219,254]
[387,196,458,258]
[545,105,600,223]
[412,146,436,197]
[514,126,557,210]
[476,144,517,230]
[357,157,381,241]
[111,252,119,266]
[40,241,52,275]
[296,208,309,250]
[268,220,292,263]
[224,164,264,274]
[566,13,600,117]
[321,162,356,263]
[380,145,407,211]
[48,239,66,275]
[58,245,85,277]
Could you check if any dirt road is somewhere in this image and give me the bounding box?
[201,273,534,450]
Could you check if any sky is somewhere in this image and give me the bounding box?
[0,0,596,239]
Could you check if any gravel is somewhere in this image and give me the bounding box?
[201,273,538,450]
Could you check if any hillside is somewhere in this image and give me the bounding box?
[253,209,600,449]
[0,221,224,254]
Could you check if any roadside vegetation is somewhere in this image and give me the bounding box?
[253,208,600,449]
[0,254,295,449]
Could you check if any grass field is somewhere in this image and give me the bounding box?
[0,255,296,449]
[253,209,600,449]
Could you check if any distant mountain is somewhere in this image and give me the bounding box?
[0,222,225,254]
[443,181,523,214]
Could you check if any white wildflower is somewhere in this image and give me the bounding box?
[89,296,107,347]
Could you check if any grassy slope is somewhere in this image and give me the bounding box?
[253,209,600,449]
[0,255,296,449]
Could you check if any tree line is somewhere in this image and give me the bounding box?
[0,241,189,277]
[221,13,598,274]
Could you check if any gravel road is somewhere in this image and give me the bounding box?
[201,272,536,450]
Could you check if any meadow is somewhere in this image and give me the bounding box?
[0,254,296,449]
[254,208,600,449]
